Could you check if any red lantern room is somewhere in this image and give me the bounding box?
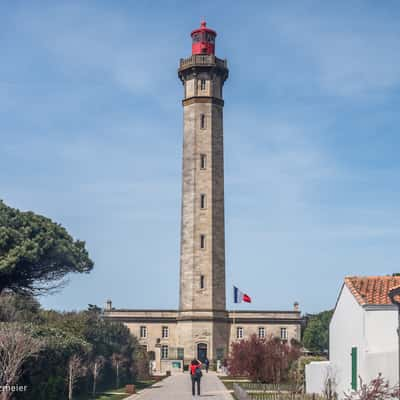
[191,20,216,55]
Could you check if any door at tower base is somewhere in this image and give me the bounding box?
[197,343,207,362]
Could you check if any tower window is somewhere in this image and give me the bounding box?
[140,326,147,338]
[280,327,288,340]
[161,345,169,359]
[258,327,265,339]
[200,194,206,209]
[200,79,206,90]
[200,275,205,289]
[200,154,207,169]
[200,114,206,129]
[200,234,206,249]
[162,326,169,338]
[236,327,243,339]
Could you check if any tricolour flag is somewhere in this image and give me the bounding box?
[233,286,252,303]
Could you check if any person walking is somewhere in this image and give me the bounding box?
[204,357,210,373]
[189,359,202,396]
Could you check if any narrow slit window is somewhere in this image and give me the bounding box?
[200,194,206,209]
[200,114,206,129]
[200,79,206,90]
[200,275,205,289]
[200,154,207,169]
[200,234,206,249]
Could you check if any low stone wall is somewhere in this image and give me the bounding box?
[233,383,251,400]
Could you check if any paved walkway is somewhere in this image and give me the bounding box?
[127,372,233,400]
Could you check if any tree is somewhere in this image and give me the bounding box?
[0,323,42,400]
[0,297,140,399]
[0,200,93,295]
[0,292,42,323]
[228,335,300,383]
[133,346,150,380]
[111,353,124,389]
[303,309,333,353]
[90,356,105,397]
[67,355,86,400]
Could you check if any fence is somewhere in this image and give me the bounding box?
[236,382,297,392]
[233,383,325,400]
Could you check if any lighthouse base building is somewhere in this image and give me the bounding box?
[103,21,302,373]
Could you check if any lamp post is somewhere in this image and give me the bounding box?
[388,285,400,399]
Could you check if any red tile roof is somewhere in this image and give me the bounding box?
[345,276,400,306]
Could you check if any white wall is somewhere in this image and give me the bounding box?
[364,307,398,385]
[365,307,397,353]
[329,285,366,399]
[305,361,332,394]
[365,351,397,385]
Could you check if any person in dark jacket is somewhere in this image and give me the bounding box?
[204,357,210,373]
[189,359,202,396]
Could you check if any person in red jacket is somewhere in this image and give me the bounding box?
[189,359,202,396]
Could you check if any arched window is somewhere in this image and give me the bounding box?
[200,275,205,289]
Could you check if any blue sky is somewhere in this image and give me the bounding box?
[1,1,399,314]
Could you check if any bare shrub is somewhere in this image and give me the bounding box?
[228,334,300,383]
[344,374,399,400]
[0,323,42,400]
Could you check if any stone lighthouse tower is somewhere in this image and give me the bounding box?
[103,21,302,373]
[177,20,229,361]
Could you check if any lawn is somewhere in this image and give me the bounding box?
[79,379,158,400]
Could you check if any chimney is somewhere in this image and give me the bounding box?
[294,301,300,312]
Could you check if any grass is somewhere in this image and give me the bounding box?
[79,379,159,399]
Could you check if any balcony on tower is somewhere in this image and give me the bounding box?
[178,54,228,101]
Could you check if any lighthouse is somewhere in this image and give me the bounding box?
[103,21,302,373]
[177,20,229,362]
[178,21,228,313]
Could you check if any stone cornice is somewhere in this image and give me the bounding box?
[104,316,178,324]
[228,318,302,325]
[182,97,224,107]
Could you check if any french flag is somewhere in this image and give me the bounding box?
[233,286,252,303]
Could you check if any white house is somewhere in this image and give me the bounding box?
[306,276,400,399]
